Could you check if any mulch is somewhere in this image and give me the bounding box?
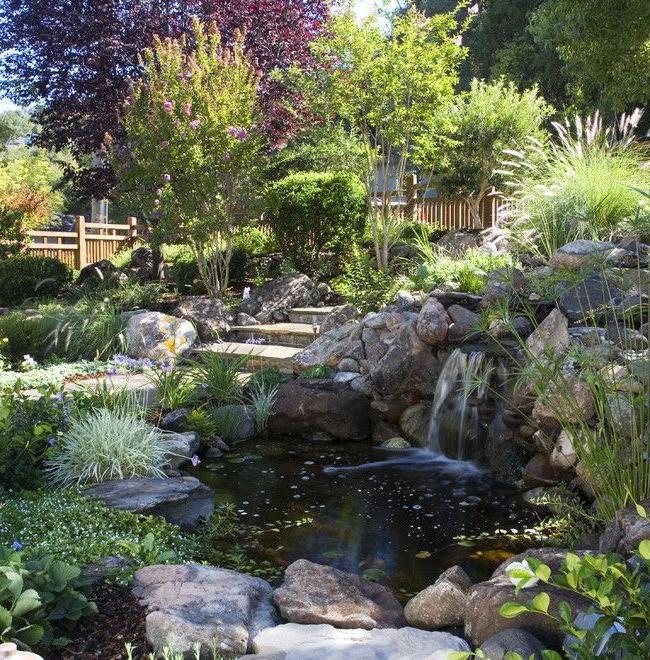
[43,585,149,660]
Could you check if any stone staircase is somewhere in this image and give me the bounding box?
[200,306,333,372]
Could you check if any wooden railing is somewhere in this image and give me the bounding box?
[26,216,144,269]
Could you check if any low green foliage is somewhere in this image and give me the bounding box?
[500,538,650,659]
[0,256,71,308]
[332,249,403,315]
[191,351,249,404]
[0,548,96,649]
[147,366,197,411]
[210,406,242,444]
[246,366,290,391]
[183,407,219,449]
[0,360,113,391]
[0,489,194,569]
[46,409,174,486]
[409,227,515,294]
[302,364,334,379]
[266,171,367,272]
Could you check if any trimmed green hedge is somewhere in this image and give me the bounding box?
[266,171,367,271]
[0,255,72,307]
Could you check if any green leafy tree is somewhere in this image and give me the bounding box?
[416,78,551,227]
[295,5,465,269]
[109,19,265,294]
[529,0,650,113]
[0,109,34,149]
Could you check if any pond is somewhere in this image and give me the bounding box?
[194,438,546,600]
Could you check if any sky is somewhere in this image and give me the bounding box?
[0,0,398,113]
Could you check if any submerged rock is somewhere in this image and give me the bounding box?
[249,623,470,659]
[273,559,405,630]
[132,564,279,657]
[380,437,412,449]
[86,477,214,530]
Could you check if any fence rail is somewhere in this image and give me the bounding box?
[26,216,144,269]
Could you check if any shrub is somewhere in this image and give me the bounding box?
[0,256,72,307]
[499,537,650,659]
[46,409,174,486]
[266,171,367,272]
[233,226,277,256]
[0,548,96,649]
[0,489,194,569]
[0,311,39,362]
[146,366,197,411]
[246,366,291,390]
[183,407,219,449]
[332,248,402,315]
[500,110,650,260]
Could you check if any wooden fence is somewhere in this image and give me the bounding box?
[26,216,144,269]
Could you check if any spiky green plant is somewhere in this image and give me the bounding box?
[147,366,197,411]
[246,381,278,433]
[46,409,174,486]
[191,351,250,404]
[499,109,650,260]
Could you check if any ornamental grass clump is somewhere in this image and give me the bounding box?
[499,109,650,261]
[46,409,173,486]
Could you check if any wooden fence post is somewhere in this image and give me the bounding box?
[404,173,419,220]
[128,216,138,239]
[76,215,86,270]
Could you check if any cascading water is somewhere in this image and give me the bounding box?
[426,348,493,460]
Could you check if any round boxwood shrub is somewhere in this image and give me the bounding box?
[0,255,72,307]
[266,171,367,272]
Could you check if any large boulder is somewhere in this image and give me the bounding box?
[399,402,430,447]
[125,311,198,361]
[173,296,234,341]
[479,628,545,660]
[319,304,359,335]
[132,564,279,657]
[273,559,405,630]
[416,297,449,345]
[212,404,257,442]
[77,259,127,286]
[292,324,359,371]
[404,565,471,630]
[525,309,569,360]
[436,230,481,256]
[86,477,214,530]
[559,275,624,322]
[250,623,470,659]
[549,240,616,270]
[269,379,370,440]
[239,273,320,323]
[599,499,650,556]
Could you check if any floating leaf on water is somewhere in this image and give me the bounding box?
[362,568,387,582]
[457,540,476,547]
[415,551,432,559]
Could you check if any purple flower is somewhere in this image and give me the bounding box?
[191,455,201,467]
[151,210,160,220]
[183,102,192,116]
[163,100,174,113]
[154,199,161,206]
[155,188,162,196]
[189,118,201,130]
[227,126,239,137]
[224,153,231,161]
[47,437,57,447]
[160,140,170,149]
[11,541,23,551]
[227,126,248,140]
[163,173,171,182]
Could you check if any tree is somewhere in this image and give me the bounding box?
[297,6,465,269]
[0,0,328,194]
[0,148,65,252]
[109,20,265,295]
[0,110,34,150]
[529,0,650,113]
[415,78,551,227]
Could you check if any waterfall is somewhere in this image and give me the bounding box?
[426,348,493,460]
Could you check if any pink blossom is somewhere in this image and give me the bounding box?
[189,118,201,129]
[163,173,171,182]
[155,188,162,196]
[191,454,201,467]
[183,102,192,116]
[163,100,174,113]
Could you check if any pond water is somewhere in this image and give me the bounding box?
[194,438,546,599]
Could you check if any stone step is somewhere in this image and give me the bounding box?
[198,342,300,373]
[228,322,319,348]
[288,306,336,325]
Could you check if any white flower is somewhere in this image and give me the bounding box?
[505,559,539,589]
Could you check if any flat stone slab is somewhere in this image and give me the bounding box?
[198,342,301,372]
[132,564,279,657]
[249,623,471,659]
[86,476,214,530]
[273,559,405,629]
